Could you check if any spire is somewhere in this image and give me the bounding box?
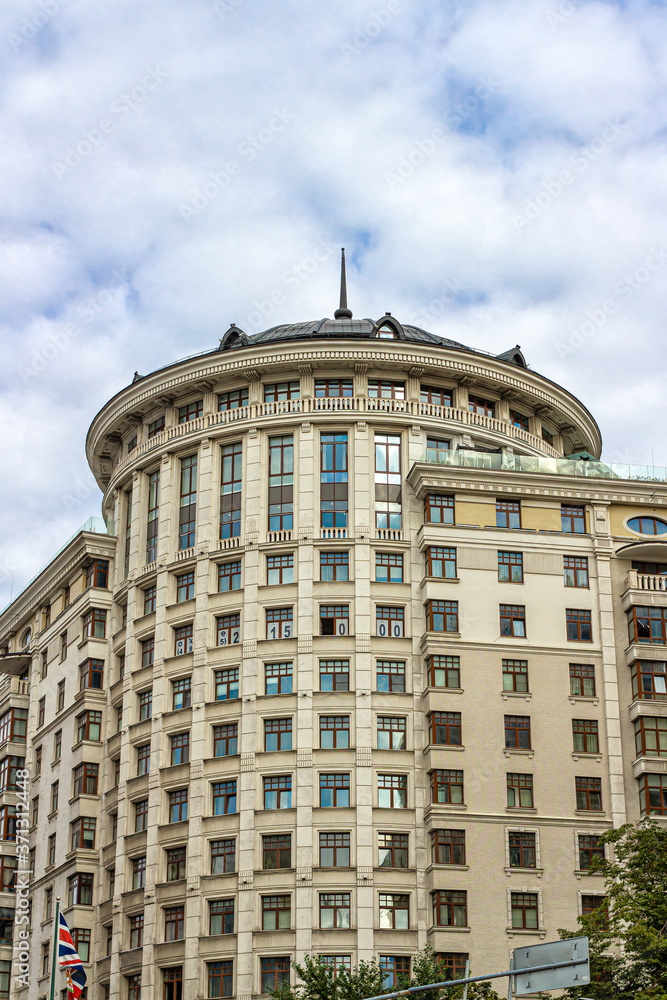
[334,248,353,319]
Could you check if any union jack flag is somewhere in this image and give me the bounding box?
[57,911,87,1000]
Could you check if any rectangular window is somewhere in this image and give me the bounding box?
[73,763,99,797]
[319,773,349,808]
[500,604,526,637]
[67,872,94,907]
[264,717,292,752]
[510,409,529,431]
[57,680,65,711]
[639,774,667,815]
[319,832,350,867]
[265,381,300,402]
[266,607,293,640]
[269,436,294,531]
[431,829,465,866]
[426,547,456,579]
[431,769,464,805]
[128,975,141,1000]
[174,623,194,657]
[498,551,523,584]
[379,893,409,930]
[509,831,536,868]
[576,776,602,811]
[164,905,185,941]
[320,892,350,929]
[179,400,203,423]
[172,677,191,711]
[136,743,150,776]
[320,433,348,529]
[218,388,248,410]
[567,609,593,642]
[41,649,48,679]
[0,708,27,743]
[426,600,458,633]
[469,394,494,417]
[380,954,411,988]
[83,608,107,639]
[564,556,589,588]
[635,717,667,757]
[263,775,291,810]
[628,607,667,645]
[124,490,132,577]
[211,838,236,874]
[496,500,521,529]
[321,551,349,581]
[261,958,290,994]
[507,772,533,808]
[376,605,404,638]
[214,723,238,757]
[378,774,407,808]
[432,890,467,927]
[573,719,600,754]
[542,427,554,445]
[176,571,195,602]
[319,659,349,692]
[79,658,104,691]
[76,710,102,743]
[267,554,294,585]
[263,834,291,870]
[562,504,586,533]
[429,712,462,746]
[378,832,408,868]
[218,560,242,591]
[266,662,293,695]
[144,585,157,615]
[376,552,403,582]
[210,900,235,936]
[368,380,405,399]
[321,956,352,980]
[129,914,144,950]
[375,434,402,530]
[86,559,109,589]
[320,604,349,636]
[146,471,159,563]
[262,894,291,931]
[426,437,450,458]
[511,892,538,929]
[54,730,62,760]
[505,715,531,750]
[377,660,405,692]
[60,631,67,662]
[578,835,604,870]
[141,636,155,667]
[220,442,242,540]
[217,613,241,646]
[425,494,454,525]
[570,663,596,698]
[133,856,146,889]
[38,698,45,727]
[179,455,197,550]
[215,667,239,701]
[315,379,353,397]
[320,715,349,749]
[377,716,406,750]
[147,415,164,437]
[502,659,529,693]
[168,789,188,822]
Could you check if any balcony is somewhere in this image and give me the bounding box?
[0,678,29,713]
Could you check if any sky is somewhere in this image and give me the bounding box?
[1,0,667,610]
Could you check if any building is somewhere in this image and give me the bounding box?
[2,265,667,1000]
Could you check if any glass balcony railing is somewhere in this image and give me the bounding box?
[421,449,667,483]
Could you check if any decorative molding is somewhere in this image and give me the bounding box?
[244,370,261,382]
[355,634,371,652]
[356,748,372,767]
[241,753,255,771]
[238,870,254,889]
[243,639,257,658]
[298,636,313,654]
[357,866,373,885]
[301,422,311,433]
[354,362,368,374]
[356,421,367,433]
[297,866,313,884]
[457,375,475,387]
[155,394,175,407]
[187,876,201,892]
[408,366,424,378]
[248,427,258,438]
[297,749,313,768]
[190,760,203,779]
[298,363,313,375]
[194,379,214,392]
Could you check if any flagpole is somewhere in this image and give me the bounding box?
[49,897,60,1000]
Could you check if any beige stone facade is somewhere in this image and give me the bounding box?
[2,320,667,1000]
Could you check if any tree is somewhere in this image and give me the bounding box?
[559,820,667,1000]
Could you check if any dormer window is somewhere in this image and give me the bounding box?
[377,325,396,340]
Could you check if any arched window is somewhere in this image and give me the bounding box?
[20,628,32,649]
[376,325,396,340]
[628,516,667,536]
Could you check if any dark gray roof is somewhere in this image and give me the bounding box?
[220,317,473,351]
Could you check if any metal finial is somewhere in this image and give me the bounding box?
[334,248,353,319]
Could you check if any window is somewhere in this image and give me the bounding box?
[321,552,349,581]
[219,388,248,410]
[266,554,294,587]
[497,551,523,585]
[378,891,409,930]
[265,718,292,752]
[168,789,188,822]
[421,385,453,407]
[321,956,352,980]
[578,835,604,870]
[68,872,93,907]
[261,957,290,994]
[542,426,554,445]
[86,559,109,589]
[377,660,405,692]
[38,697,45,727]
[426,547,456,579]
[509,832,536,868]
[146,471,160,564]
[377,717,407,750]
[509,409,529,431]
[265,381,300,402]
[79,657,104,691]
[368,380,405,399]
[82,608,107,639]
[210,899,234,935]
[573,719,599,754]
[143,585,156,615]
[113,758,120,785]
[216,557,242,594]
[50,777,59,809]
[429,712,462,746]
[425,494,454,525]
[147,415,165,437]
[503,659,529,693]
[217,613,241,646]
[173,624,194,656]
[511,892,538,929]
[179,399,203,423]
[31,796,38,827]
[635,717,667,757]
[469,394,494,417]
[213,780,238,815]
[266,662,293,695]
[564,556,589,588]
[129,914,144,949]
[438,954,469,981]
[214,723,238,757]
[571,663,596,698]
[135,799,148,831]
[320,659,349,692]
[141,636,155,667]
[320,715,349,749]
[60,631,67,662]
[220,442,243,540]
[172,678,191,711]
[132,856,146,890]
[0,708,27,743]
[628,607,667,645]
[319,773,350,808]
[320,604,349,636]
[431,769,464,805]
[426,600,458,633]
[561,504,585,533]
[57,680,65,711]
[320,433,348,529]
[567,609,592,642]
[426,437,450,458]
[179,455,197,549]
[315,379,353,397]
[0,757,24,793]
[211,838,236,874]
[263,834,291,870]
[576,776,602,811]
[136,743,150,776]
[215,667,239,701]
[317,892,349,929]
[375,434,402,530]
[76,710,102,743]
[41,650,48,679]
[492,597,522,637]
[639,774,667,815]
[505,715,531,750]
[128,436,137,452]
[376,552,403,582]
[376,606,404,638]
[432,829,465,866]
[73,763,99,796]
[268,436,294,531]
[0,808,16,843]
[628,516,667,535]
[170,732,190,766]
[262,894,291,931]
[496,500,521,529]
[263,775,291,810]
[378,832,408,868]
[176,571,195,602]
[164,905,185,941]
[320,832,350,867]
[116,705,123,732]
[127,975,141,1000]
[378,774,407,808]
[47,833,55,865]
[266,607,293,640]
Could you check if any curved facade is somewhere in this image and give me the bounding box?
[3,310,667,1000]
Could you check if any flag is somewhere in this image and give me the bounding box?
[57,911,87,1000]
